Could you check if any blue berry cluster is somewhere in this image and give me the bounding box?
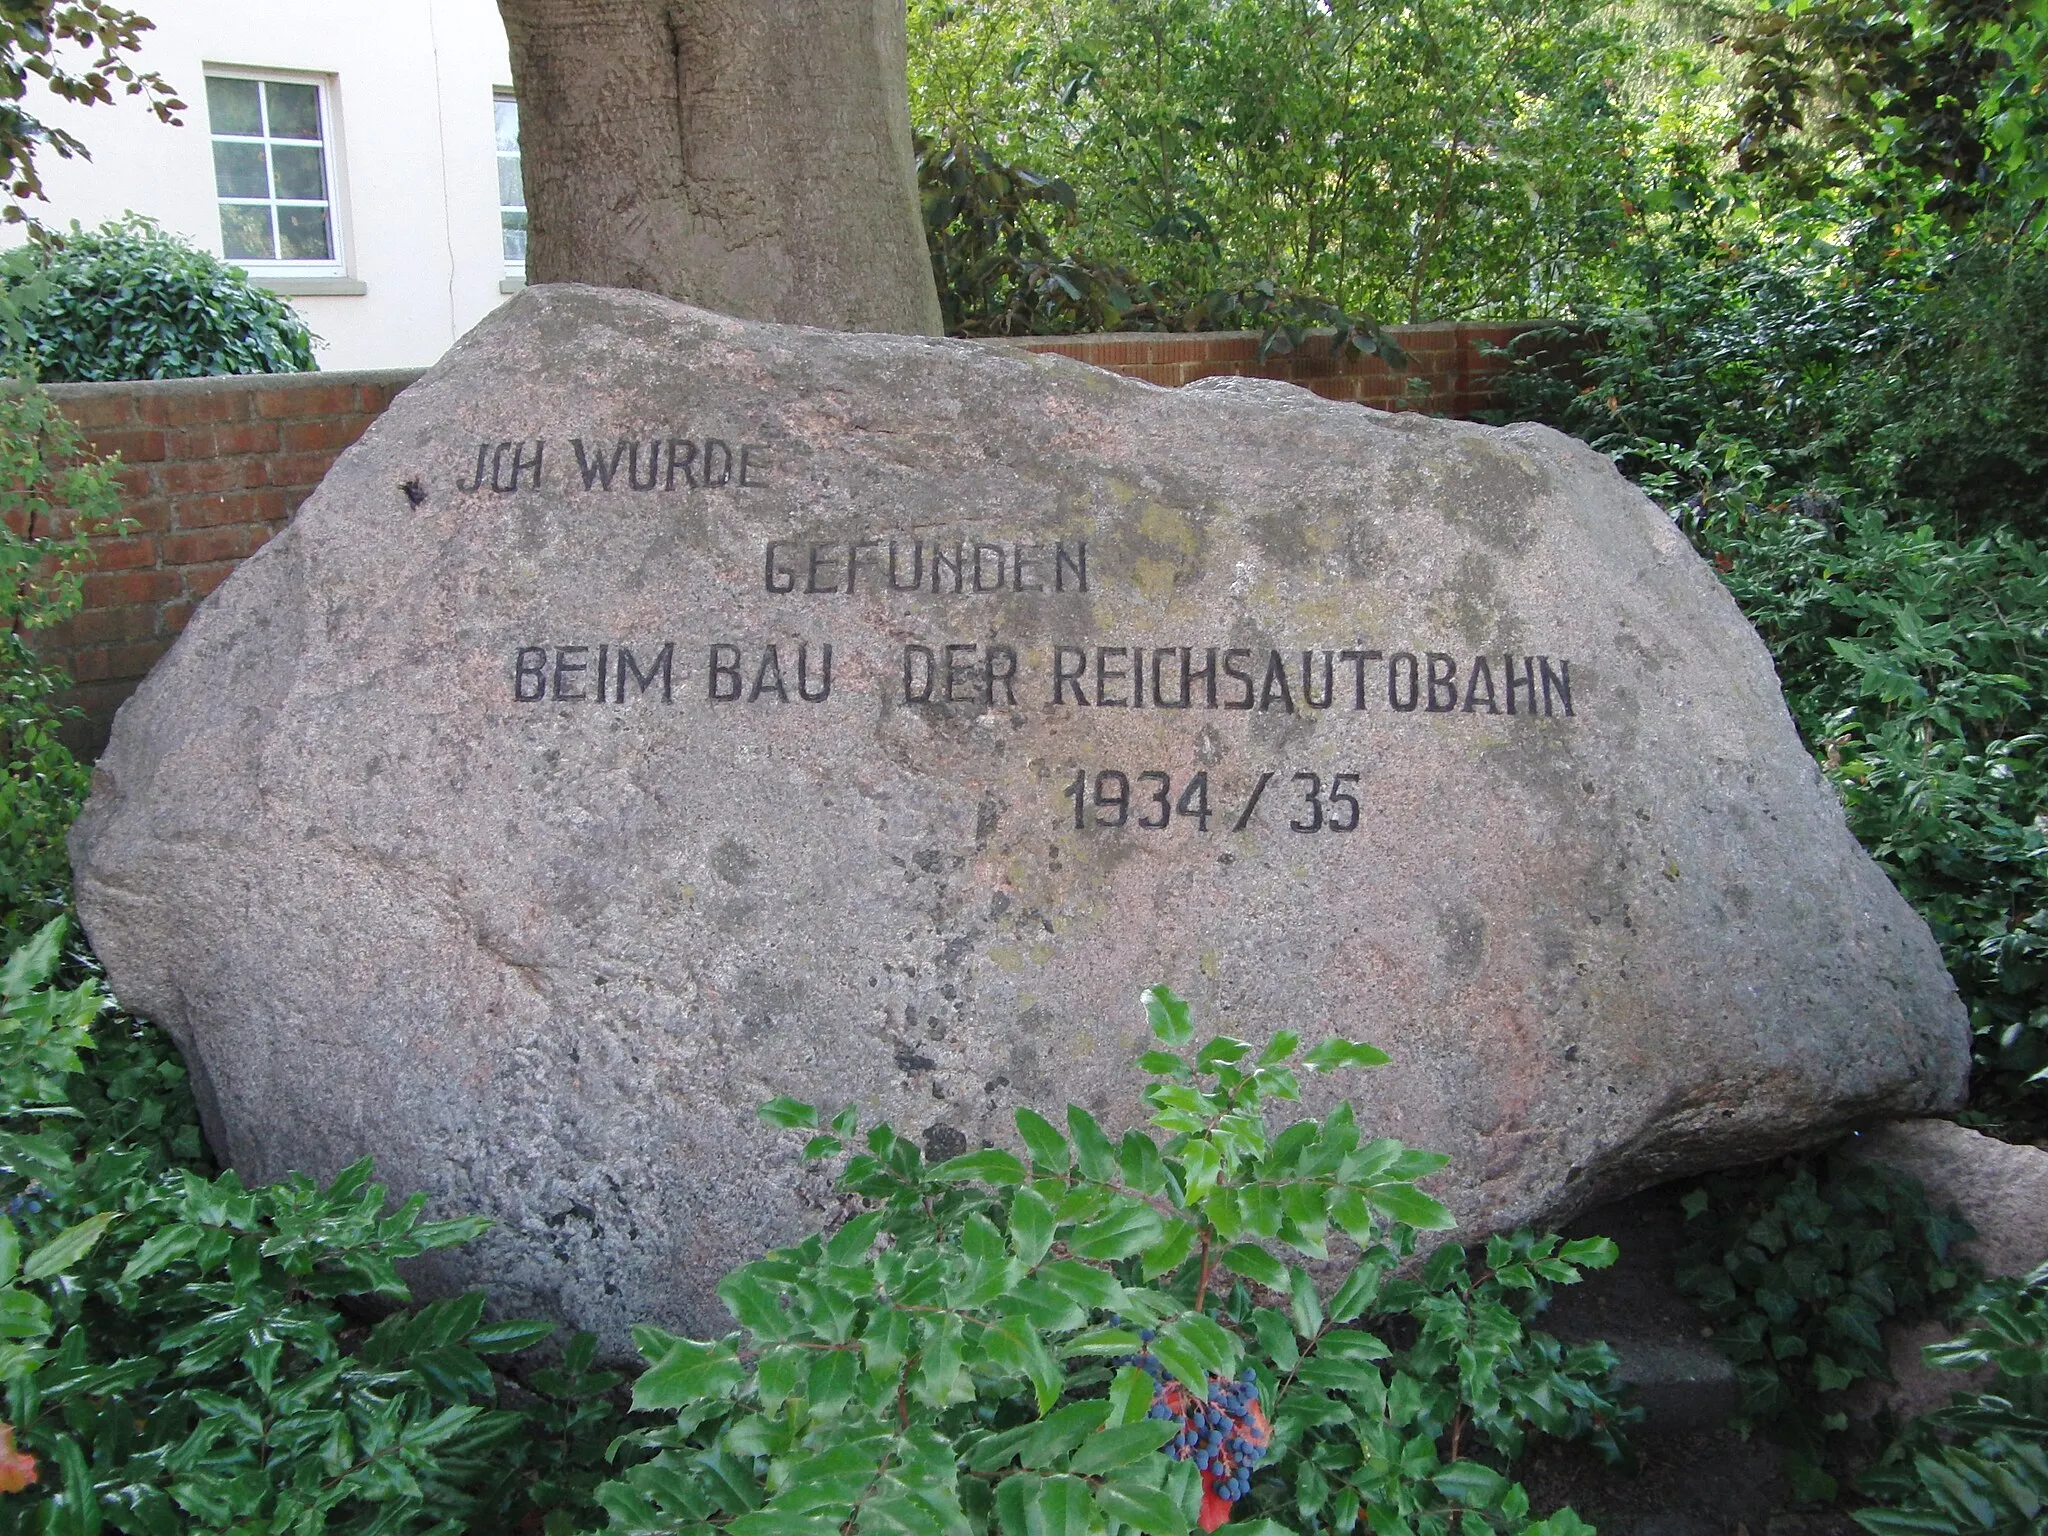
[1119,1329,1269,1505]
[4,1185,46,1220]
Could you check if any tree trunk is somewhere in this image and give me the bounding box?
[499,0,942,336]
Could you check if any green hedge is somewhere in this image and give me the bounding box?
[2,217,315,382]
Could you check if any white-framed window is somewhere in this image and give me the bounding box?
[495,93,526,275]
[205,71,345,275]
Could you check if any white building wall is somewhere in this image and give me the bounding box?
[13,0,520,371]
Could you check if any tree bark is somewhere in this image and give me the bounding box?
[498,0,942,336]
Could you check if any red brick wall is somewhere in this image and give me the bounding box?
[38,322,1536,751]
[1009,321,1533,416]
[39,370,417,740]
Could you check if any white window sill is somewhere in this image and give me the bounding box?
[258,276,368,296]
[500,275,525,294]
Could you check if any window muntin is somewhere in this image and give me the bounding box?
[495,95,526,271]
[207,74,341,270]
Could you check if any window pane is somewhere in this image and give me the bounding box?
[494,97,519,153]
[220,203,275,260]
[276,204,333,260]
[498,155,524,208]
[266,81,321,140]
[213,140,270,199]
[502,209,527,262]
[207,76,262,136]
[272,143,327,201]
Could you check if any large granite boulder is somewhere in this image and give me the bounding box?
[70,285,1969,1342]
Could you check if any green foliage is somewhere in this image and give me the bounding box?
[0,1,182,222]
[4,217,317,381]
[597,986,1625,1536]
[908,0,1699,324]
[1673,1153,1977,1498]
[1841,244,2048,541]
[0,921,634,1534]
[1723,0,2048,225]
[1852,1259,2048,1535]
[0,374,121,944]
[916,135,1405,368]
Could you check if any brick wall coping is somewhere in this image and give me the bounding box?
[43,367,425,407]
[992,320,1543,352]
